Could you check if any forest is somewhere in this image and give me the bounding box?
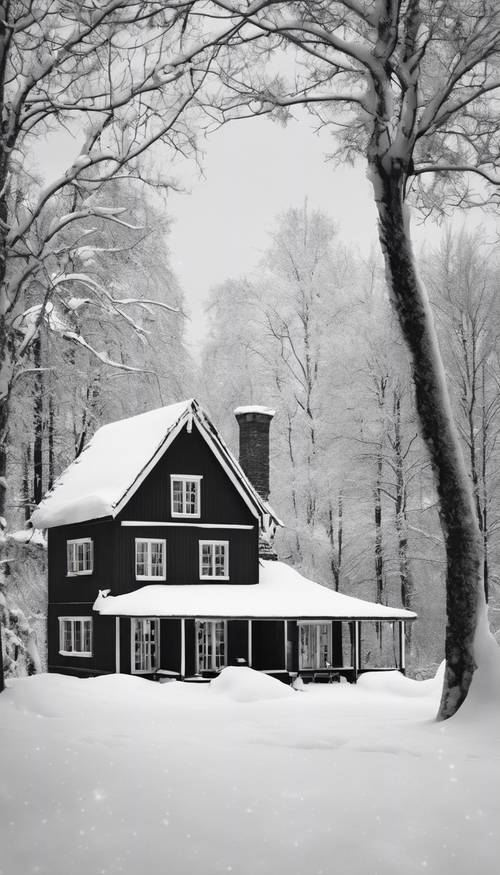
[1,1,500,722]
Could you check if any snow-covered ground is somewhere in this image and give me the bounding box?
[0,666,498,875]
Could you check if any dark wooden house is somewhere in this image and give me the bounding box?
[33,399,415,683]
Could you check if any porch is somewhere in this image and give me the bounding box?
[113,616,408,683]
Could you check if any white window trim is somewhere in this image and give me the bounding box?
[131,618,160,674]
[170,474,202,518]
[59,616,93,657]
[66,537,93,576]
[199,540,229,581]
[298,622,332,670]
[135,538,167,581]
[196,619,227,673]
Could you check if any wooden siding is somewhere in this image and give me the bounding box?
[119,424,257,525]
[48,520,119,605]
[184,619,196,677]
[115,524,258,589]
[160,619,182,673]
[227,620,249,665]
[251,620,286,670]
[48,603,115,676]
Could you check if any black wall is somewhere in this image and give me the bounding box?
[119,423,257,526]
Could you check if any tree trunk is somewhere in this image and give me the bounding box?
[32,336,43,507]
[48,393,55,490]
[328,490,343,591]
[374,445,384,648]
[370,163,483,719]
[393,389,414,647]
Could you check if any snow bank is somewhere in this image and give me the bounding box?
[357,662,445,699]
[452,613,500,726]
[211,666,295,702]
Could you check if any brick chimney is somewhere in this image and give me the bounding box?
[234,406,275,502]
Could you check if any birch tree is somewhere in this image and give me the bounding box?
[193,0,500,718]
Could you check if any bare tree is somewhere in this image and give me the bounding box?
[426,229,500,604]
[191,0,500,718]
[0,1,233,689]
[0,0,231,527]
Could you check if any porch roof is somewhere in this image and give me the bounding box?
[93,560,417,622]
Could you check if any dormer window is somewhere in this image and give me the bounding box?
[170,475,201,518]
[67,538,93,576]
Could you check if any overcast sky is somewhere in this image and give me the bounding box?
[168,115,380,352]
[36,111,478,358]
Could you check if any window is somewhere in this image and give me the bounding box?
[67,538,93,576]
[196,620,226,672]
[298,623,332,670]
[131,619,159,673]
[135,539,166,580]
[199,541,229,580]
[170,475,201,517]
[59,617,92,656]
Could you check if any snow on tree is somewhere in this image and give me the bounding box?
[189,0,500,718]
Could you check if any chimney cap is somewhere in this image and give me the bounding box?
[234,405,275,419]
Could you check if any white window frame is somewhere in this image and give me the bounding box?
[66,538,93,576]
[135,538,167,581]
[59,617,93,657]
[199,540,229,580]
[298,622,332,670]
[170,474,202,518]
[131,618,160,674]
[196,620,227,673]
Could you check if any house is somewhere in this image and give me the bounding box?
[32,399,416,682]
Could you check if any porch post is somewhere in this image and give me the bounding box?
[283,620,288,670]
[180,618,186,678]
[353,621,360,682]
[399,621,406,674]
[115,617,120,673]
[247,620,252,667]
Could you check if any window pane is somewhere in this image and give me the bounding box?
[318,624,330,667]
[172,481,183,514]
[136,541,148,576]
[62,620,72,652]
[83,621,91,653]
[214,544,225,576]
[74,622,82,652]
[201,543,212,576]
[134,619,158,671]
[185,481,197,514]
[150,542,164,577]
[215,622,225,669]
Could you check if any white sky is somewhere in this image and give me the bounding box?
[168,115,380,351]
[35,112,486,358]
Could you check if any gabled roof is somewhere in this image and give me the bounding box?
[32,399,283,530]
[93,560,417,621]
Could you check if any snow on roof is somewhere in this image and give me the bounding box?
[234,405,275,418]
[31,399,282,530]
[32,401,191,529]
[93,560,417,621]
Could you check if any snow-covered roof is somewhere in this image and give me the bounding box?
[93,560,417,621]
[234,406,275,417]
[32,399,282,530]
